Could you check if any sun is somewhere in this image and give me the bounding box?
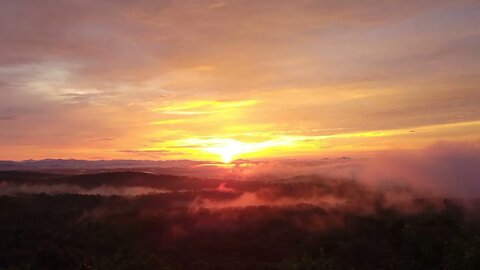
[180,137,294,164]
[205,140,246,163]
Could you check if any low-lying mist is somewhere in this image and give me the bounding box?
[1,141,478,208]
[1,141,480,269]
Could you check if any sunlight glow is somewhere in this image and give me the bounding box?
[204,140,245,163]
[129,121,480,163]
[174,138,295,163]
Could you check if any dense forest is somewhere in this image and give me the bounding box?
[1,171,480,269]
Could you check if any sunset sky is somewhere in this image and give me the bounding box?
[1,0,479,162]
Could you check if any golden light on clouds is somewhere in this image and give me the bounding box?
[0,0,479,161]
[133,120,480,162]
[153,100,258,115]
[180,137,294,163]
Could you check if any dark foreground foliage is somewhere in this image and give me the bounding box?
[1,193,480,270]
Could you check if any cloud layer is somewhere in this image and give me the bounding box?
[0,0,479,160]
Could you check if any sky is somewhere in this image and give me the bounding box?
[0,0,479,162]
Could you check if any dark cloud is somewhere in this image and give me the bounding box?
[0,115,15,120]
[89,137,115,142]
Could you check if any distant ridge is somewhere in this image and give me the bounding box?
[0,159,209,171]
[0,170,226,190]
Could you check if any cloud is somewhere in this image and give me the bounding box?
[89,137,115,142]
[0,115,15,120]
[153,100,258,115]
[0,182,169,196]
[0,0,479,160]
[117,149,171,158]
[216,182,235,193]
[222,141,480,199]
[361,141,480,198]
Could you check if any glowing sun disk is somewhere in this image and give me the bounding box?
[174,137,296,163]
[204,140,247,163]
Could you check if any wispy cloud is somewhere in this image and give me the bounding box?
[0,115,15,121]
[153,100,258,115]
[89,137,115,142]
